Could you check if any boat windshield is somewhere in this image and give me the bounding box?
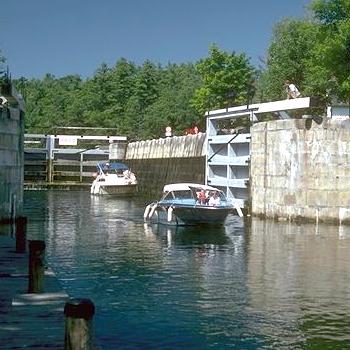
[162,190,193,200]
[208,191,226,201]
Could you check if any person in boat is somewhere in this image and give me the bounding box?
[208,191,221,206]
[196,189,207,205]
[116,169,124,177]
[103,162,110,175]
[123,169,137,184]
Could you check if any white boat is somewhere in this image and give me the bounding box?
[90,162,137,196]
[144,183,241,226]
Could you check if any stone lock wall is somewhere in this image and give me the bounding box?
[0,104,25,222]
[120,133,206,198]
[250,118,350,224]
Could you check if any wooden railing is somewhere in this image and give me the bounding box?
[24,134,126,185]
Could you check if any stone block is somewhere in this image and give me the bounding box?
[339,208,350,223]
[333,166,350,178]
[313,176,335,191]
[283,193,296,205]
[335,176,350,192]
[306,190,328,207]
[316,206,340,224]
[251,122,266,132]
[266,161,288,177]
[251,175,265,188]
[250,156,265,170]
[339,130,350,142]
[293,190,307,205]
[336,191,350,207]
[295,119,309,130]
[266,175,286,189]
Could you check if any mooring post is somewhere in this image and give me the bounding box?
[28,240,46,293]
[46,135,55,183]
[64,298,95,350]
[15,216,27,253]
[79,152,83,183]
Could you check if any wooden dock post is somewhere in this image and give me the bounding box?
[64,298,95,350]
[46,135,55,183]
[28,240,46,293]
[15,216,27,253]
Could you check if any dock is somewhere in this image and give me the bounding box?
[0,234,69,349]
[24,182,91,191]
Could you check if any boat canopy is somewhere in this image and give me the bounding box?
[97,162,129,171]
[163,183,221,193]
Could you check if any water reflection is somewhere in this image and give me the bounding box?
[90,195,139,217]
[143,223,230,247]
[22,191,350,349]
[246,218,350,349]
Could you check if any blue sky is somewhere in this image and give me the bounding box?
[1,0,311,79]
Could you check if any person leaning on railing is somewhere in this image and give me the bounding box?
[284,80,301,99]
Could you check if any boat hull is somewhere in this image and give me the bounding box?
[91,164,138,196]
[154,205,233,226]
[91,183,137,196]
[144,183,240,226]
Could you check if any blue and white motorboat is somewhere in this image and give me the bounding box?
[90,162,137,196]
[143,183,239,226]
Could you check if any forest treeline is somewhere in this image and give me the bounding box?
[1,0,349,140]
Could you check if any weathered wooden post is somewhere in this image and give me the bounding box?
[15,216,27,253]
[64,298,95,350]
[80,152,83,183]
[46,135,55,183]
[28,240,46,293]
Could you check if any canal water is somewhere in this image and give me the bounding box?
[24,190,350,349]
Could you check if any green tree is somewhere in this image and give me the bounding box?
[311,0,349,24]
[56,75,84,128]
[191,45,256,115]
[69,63,119,129]
[304,0,350,103]
[0,51,6,78]
[22,77,52,132]
[258,19,318,102]
[109,58,137,116]
[141,63,201,139]
[260,0,350,106]
[0,52,8,90]
[119,60,160,140]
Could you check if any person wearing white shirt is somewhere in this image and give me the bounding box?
[208,192,221,206]
[284,80,301,99]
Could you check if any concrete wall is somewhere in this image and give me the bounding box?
[250,118,350,224]
[125,132,206,159]
[0,98,25,221]
[123,133,206,197]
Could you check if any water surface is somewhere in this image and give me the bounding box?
[24,190,350,349]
